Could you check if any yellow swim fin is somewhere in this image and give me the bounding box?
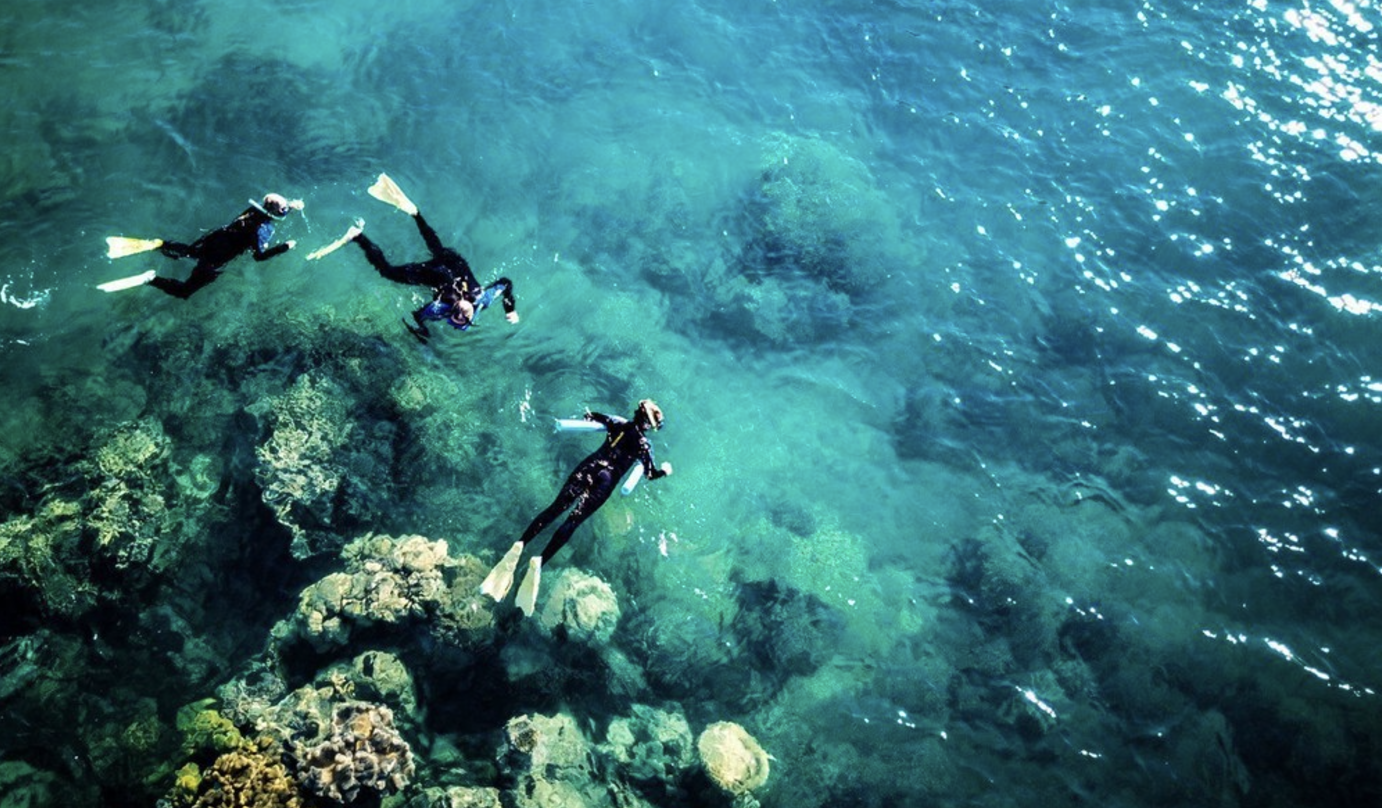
[367,173,418,216]
[306,220,364,261]
[480,541,525,601]
[516,557,542,617]
[106,236,164,259]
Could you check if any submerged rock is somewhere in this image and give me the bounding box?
[734,579,844,679]
[602,704,696,791]
[500,712,657,808]
[696,721,771,797]
[401,786,503,808]
[537,567,621,644]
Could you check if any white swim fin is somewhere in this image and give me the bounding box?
[516,557,542,617]
[97,270,157,292]
[480,541,524,601]
[306,220,364,261]
[367,173,418,216]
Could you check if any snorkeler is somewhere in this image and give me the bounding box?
[307,174,518,342]
[99,193,305,298]
[482,400,674,617]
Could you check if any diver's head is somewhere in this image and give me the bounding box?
[261,193,304,217]
[447,298,476,329]
[635,399,664,430]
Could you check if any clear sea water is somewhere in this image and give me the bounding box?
[2,0,1381,806]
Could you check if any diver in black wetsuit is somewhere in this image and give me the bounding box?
[310,174,517,342]
[481,400,673,616]
[344,213,517,342]
[148,194,304,299]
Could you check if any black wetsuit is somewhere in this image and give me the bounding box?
[519,412,668,563]
[351,213,515,337]
[150,205,290,299]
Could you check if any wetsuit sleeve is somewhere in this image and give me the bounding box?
[412,213,448,258]
[484,278,516,315]
[640,438,667,480]
[252,222,290,261]
[586,411,618,427]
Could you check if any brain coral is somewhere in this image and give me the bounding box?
[294,702,414,804]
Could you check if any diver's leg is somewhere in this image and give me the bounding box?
[518,489,577,546]
[539,468,616,564]
[352,234,426,285]
[149,264,218,299]
[412,212,449,257]
[158,241,196,260]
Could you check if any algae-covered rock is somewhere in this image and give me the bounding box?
[751,134,903,298]
[315,650,418,718]
[177,700,245,758]
[603,704,696,789]
[696,722,770,796]
[733,579,844,680]
[710,134,913,347]
[537,567,621,644]
[0,759,94,808]
[501,712,614,808]
[84,701,176,793]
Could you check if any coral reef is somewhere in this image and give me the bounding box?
[294,701,415,804]
[0,498,94,622]
[537,567,621,644]
[177,700,246,758]
[248,373,352,559]
[248,373,398,559]
[188,736,305,808]
[696,722,771,797]
[272,534,466,653]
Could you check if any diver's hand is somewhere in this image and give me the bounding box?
[506,311,520,324]
[660,462,673,476]
[285,240,297,250]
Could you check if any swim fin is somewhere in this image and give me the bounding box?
[481,541,525,601]
[306,220,364,261]
[516,557,542,617]
[367,173,418,216]
[97,270,157,292]
[106,236,164,259]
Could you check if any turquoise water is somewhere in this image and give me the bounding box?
[3,0,1382,805]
